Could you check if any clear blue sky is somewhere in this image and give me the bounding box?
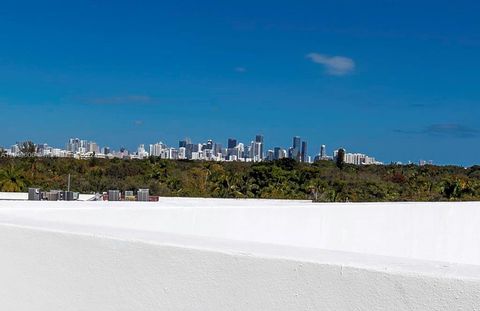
[0,0,479,165]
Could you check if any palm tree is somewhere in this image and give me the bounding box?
[308,178,327,202]
[19,141,36,156]
[0,165,28,192]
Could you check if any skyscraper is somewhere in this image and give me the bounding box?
[235,143,245,159]
[206,140,214,150]
[291,136,301,161]
[227,138,237,149]
[150,142,166,157]
[244,144,251,159]
[185,143,194,159]
[274,147,282,160]
[293,136,300,149]
[67,138,80,153]
[87,142,100,154]
[178,147,186,159]
[320,145,326,158]
[214,143,222,156]
[301,141,308,163]
[179,137,191,148]
[250,141,262,162]
[137,144,148,158]
[255,134,264,159]
[266,150,274,161]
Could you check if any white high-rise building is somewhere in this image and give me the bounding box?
[335,150,382,165]
[320,145,326,158]
[168,148,178,160]
[191,152,200,160]
[87,142,100,154]
[178,147,186,159]
[250,141,262,162]
[66,138,90,155]
[137,144,148,158]
[234,143,244,159]
[149,142,167,157]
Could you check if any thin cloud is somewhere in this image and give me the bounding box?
[409,103,429,108]
[89,95,152,105]
[306,52,355,76]
[234,67,247,73]
[424,124,478,138]
[395,123,479,138]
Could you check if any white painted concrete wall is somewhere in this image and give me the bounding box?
[1,199,480,310]
[0,191,28,200]
[2,199,480,265]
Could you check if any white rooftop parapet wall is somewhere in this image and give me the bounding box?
[0,192,97,201]
[2,199,480,265]
[1,198,480,310]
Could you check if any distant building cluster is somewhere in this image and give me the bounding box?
[419,160,434,166]
[333,149,382,165]
[1,135,384,165]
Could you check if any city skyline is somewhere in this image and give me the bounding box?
[3,134,401,166]
[0,2,479,166]
[0,131,443,165]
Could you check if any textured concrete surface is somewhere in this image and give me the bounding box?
[1,199,480,310]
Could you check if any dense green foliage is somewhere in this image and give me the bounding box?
[336,148,345,169]
[1,156,480,201]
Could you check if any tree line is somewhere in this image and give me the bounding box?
[1,156,480,201]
